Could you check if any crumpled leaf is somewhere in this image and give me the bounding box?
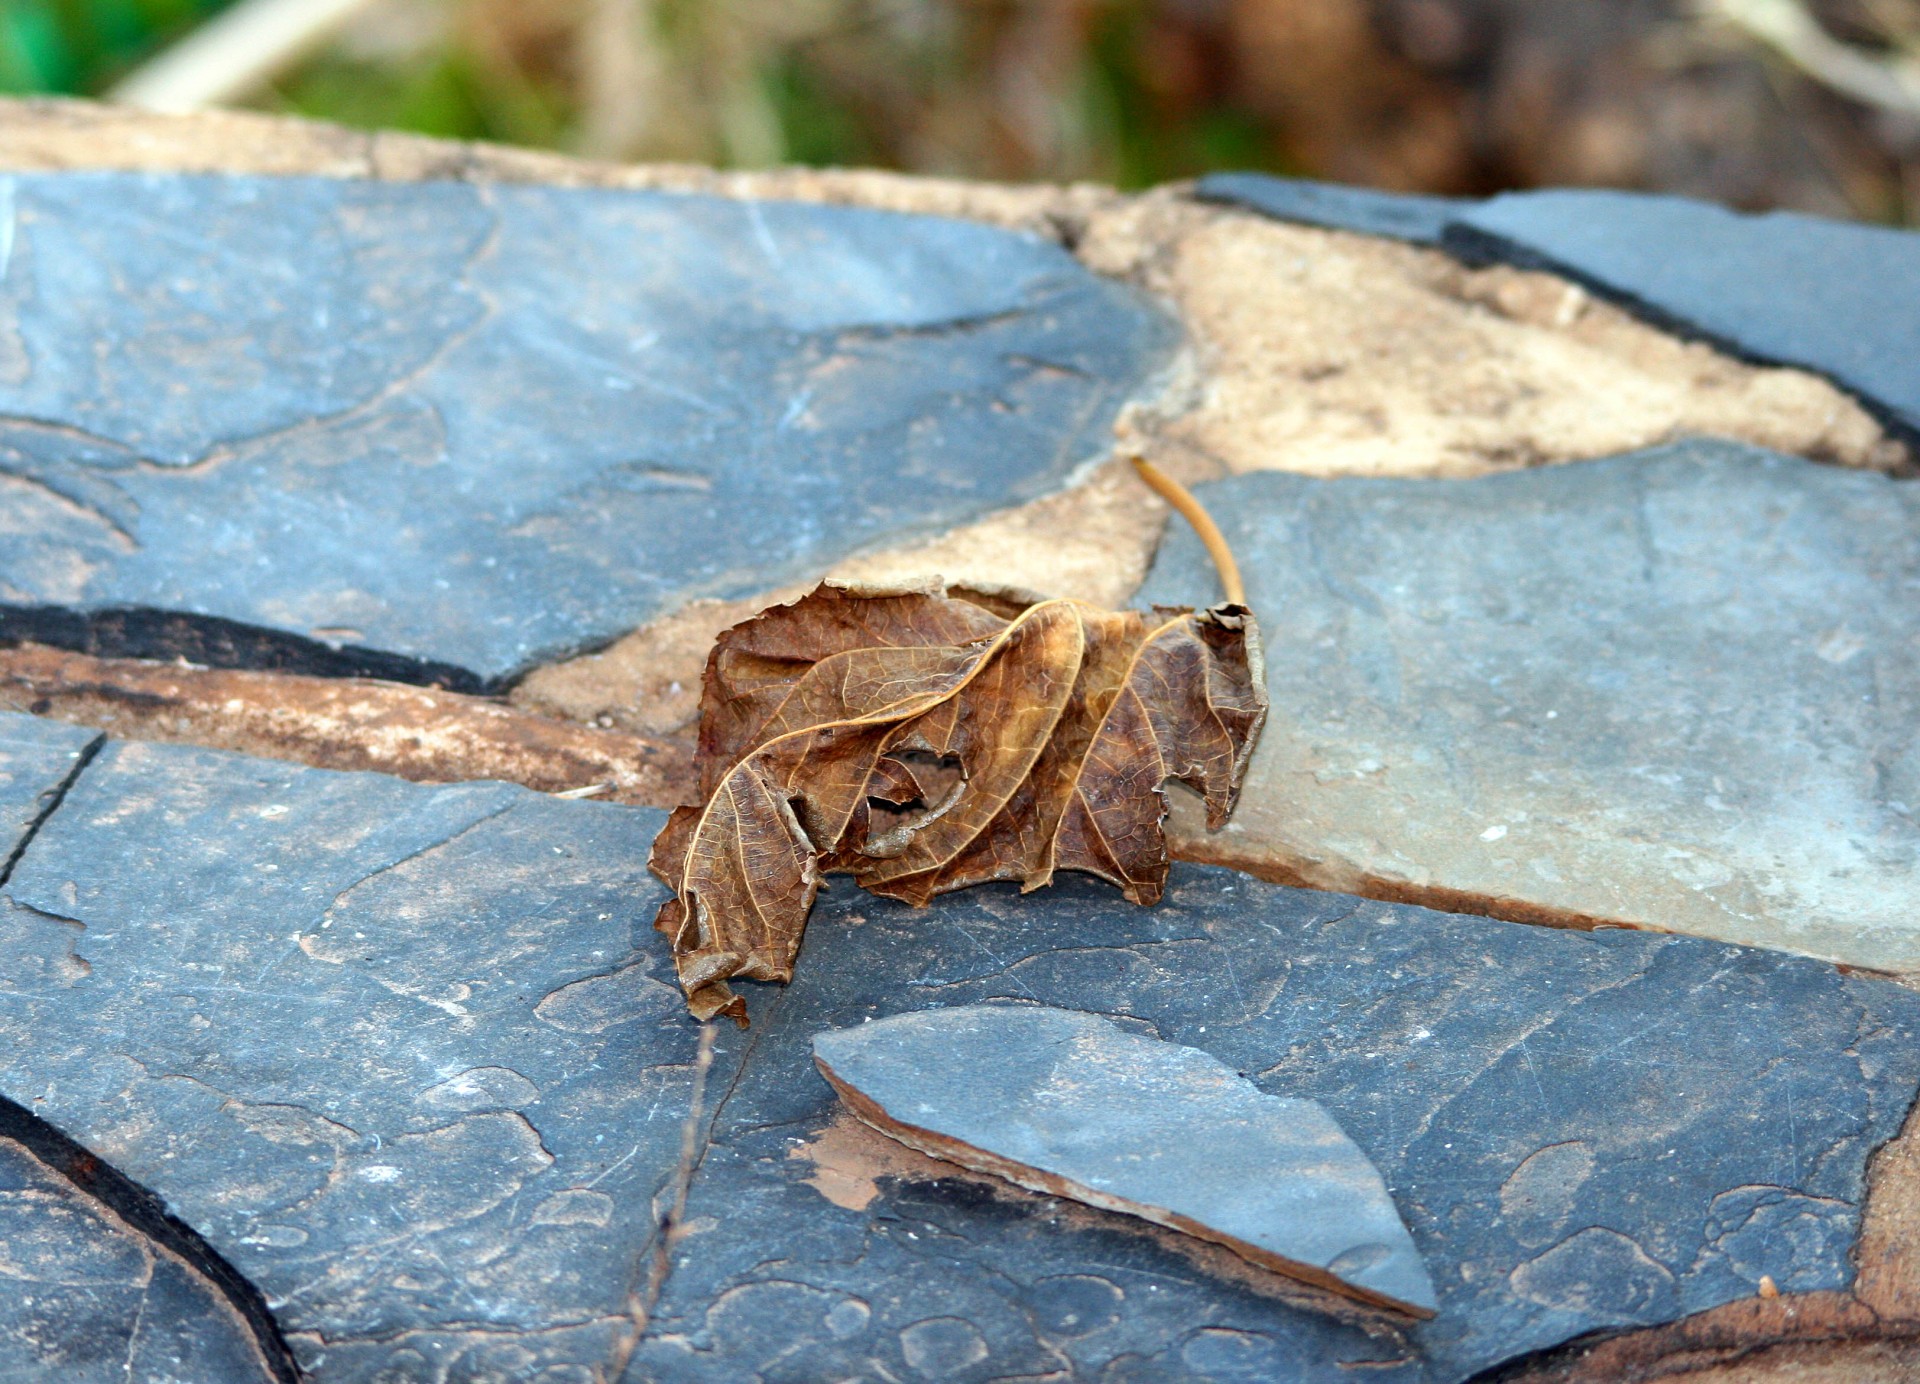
[649,579,1268,1023]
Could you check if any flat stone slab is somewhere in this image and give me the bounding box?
[631,863,1920,1382]
[0,710,96,867]
[1195,173,1920,443]
[0,1102,287,1383]
[2,725,1917,1379]
[0,172,1172,687]
[1141,439,1920,972]
[815,1004,1437,1315]
[0,736,728,1382]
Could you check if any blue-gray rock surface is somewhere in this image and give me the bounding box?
[629,863,1920,1383]
[0,172,1173,688]
[814,1004,1438,1316]
[1194,172,1920,445]
[0,1099,289,1384]
[0,735,728,1383]
[1141,438,1920,973]
[1,721,1916,1380]
[1196,172,1468,245]
[0,711,96,873]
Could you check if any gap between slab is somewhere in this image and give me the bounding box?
[0,1092,300,1382]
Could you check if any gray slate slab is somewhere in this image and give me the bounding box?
[1447,189,1920,442]
[814,1004,1437,1316]
[0,1100,289,1383]
[1,724,1917,1380]
[0,737,732,1382]
[1140,439,1920,972]
[0,171,1173,688]
[0,711,97,876]
[1195,172,1469,245]
[628,864,1920,1383]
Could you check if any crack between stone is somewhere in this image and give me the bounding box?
[0,603,492,694]
[603,993,784,1381]
[318,797,518,922]
[0,727,100,888]
[0,458,140,549]
[184,195,503,475]
[827,304,1031,346]
[291,1312,633,1350]
[0,1092,301,1382]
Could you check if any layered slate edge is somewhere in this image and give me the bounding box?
[0,171,1175,691]
[810,1005,1440,1316]
[0,1099,292,1382]
[1196,172,1920,448]
[4,712,1919,1382]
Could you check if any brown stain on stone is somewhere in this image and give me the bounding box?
[787,1108,958,1213]
[0,643,694,807]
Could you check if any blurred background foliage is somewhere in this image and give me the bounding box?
[3,0,1918,220]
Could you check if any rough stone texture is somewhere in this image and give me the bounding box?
[0,169,1171,688]
[0,103,1901,759]
[1143,439,1920,973]
[814,1004,1437,1315]
[1,726,1917,1379]
[1082,196,1900,485]
[0,1137,278,1382]
[1450,190,1920,445]
[630,863,1920,1383]
[1197,172,1466,245]
[0,105,1915,1381]
[0,737,730,1382]
[1195,172,1920,450]
[0,708,95,873]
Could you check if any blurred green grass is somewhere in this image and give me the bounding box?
[0,0,1295,187]
[7,0,1908,218]
[0,0,230,95]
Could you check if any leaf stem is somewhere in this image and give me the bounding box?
[1131,457,1247,607]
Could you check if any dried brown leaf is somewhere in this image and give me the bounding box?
[649,579,1267,1023]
